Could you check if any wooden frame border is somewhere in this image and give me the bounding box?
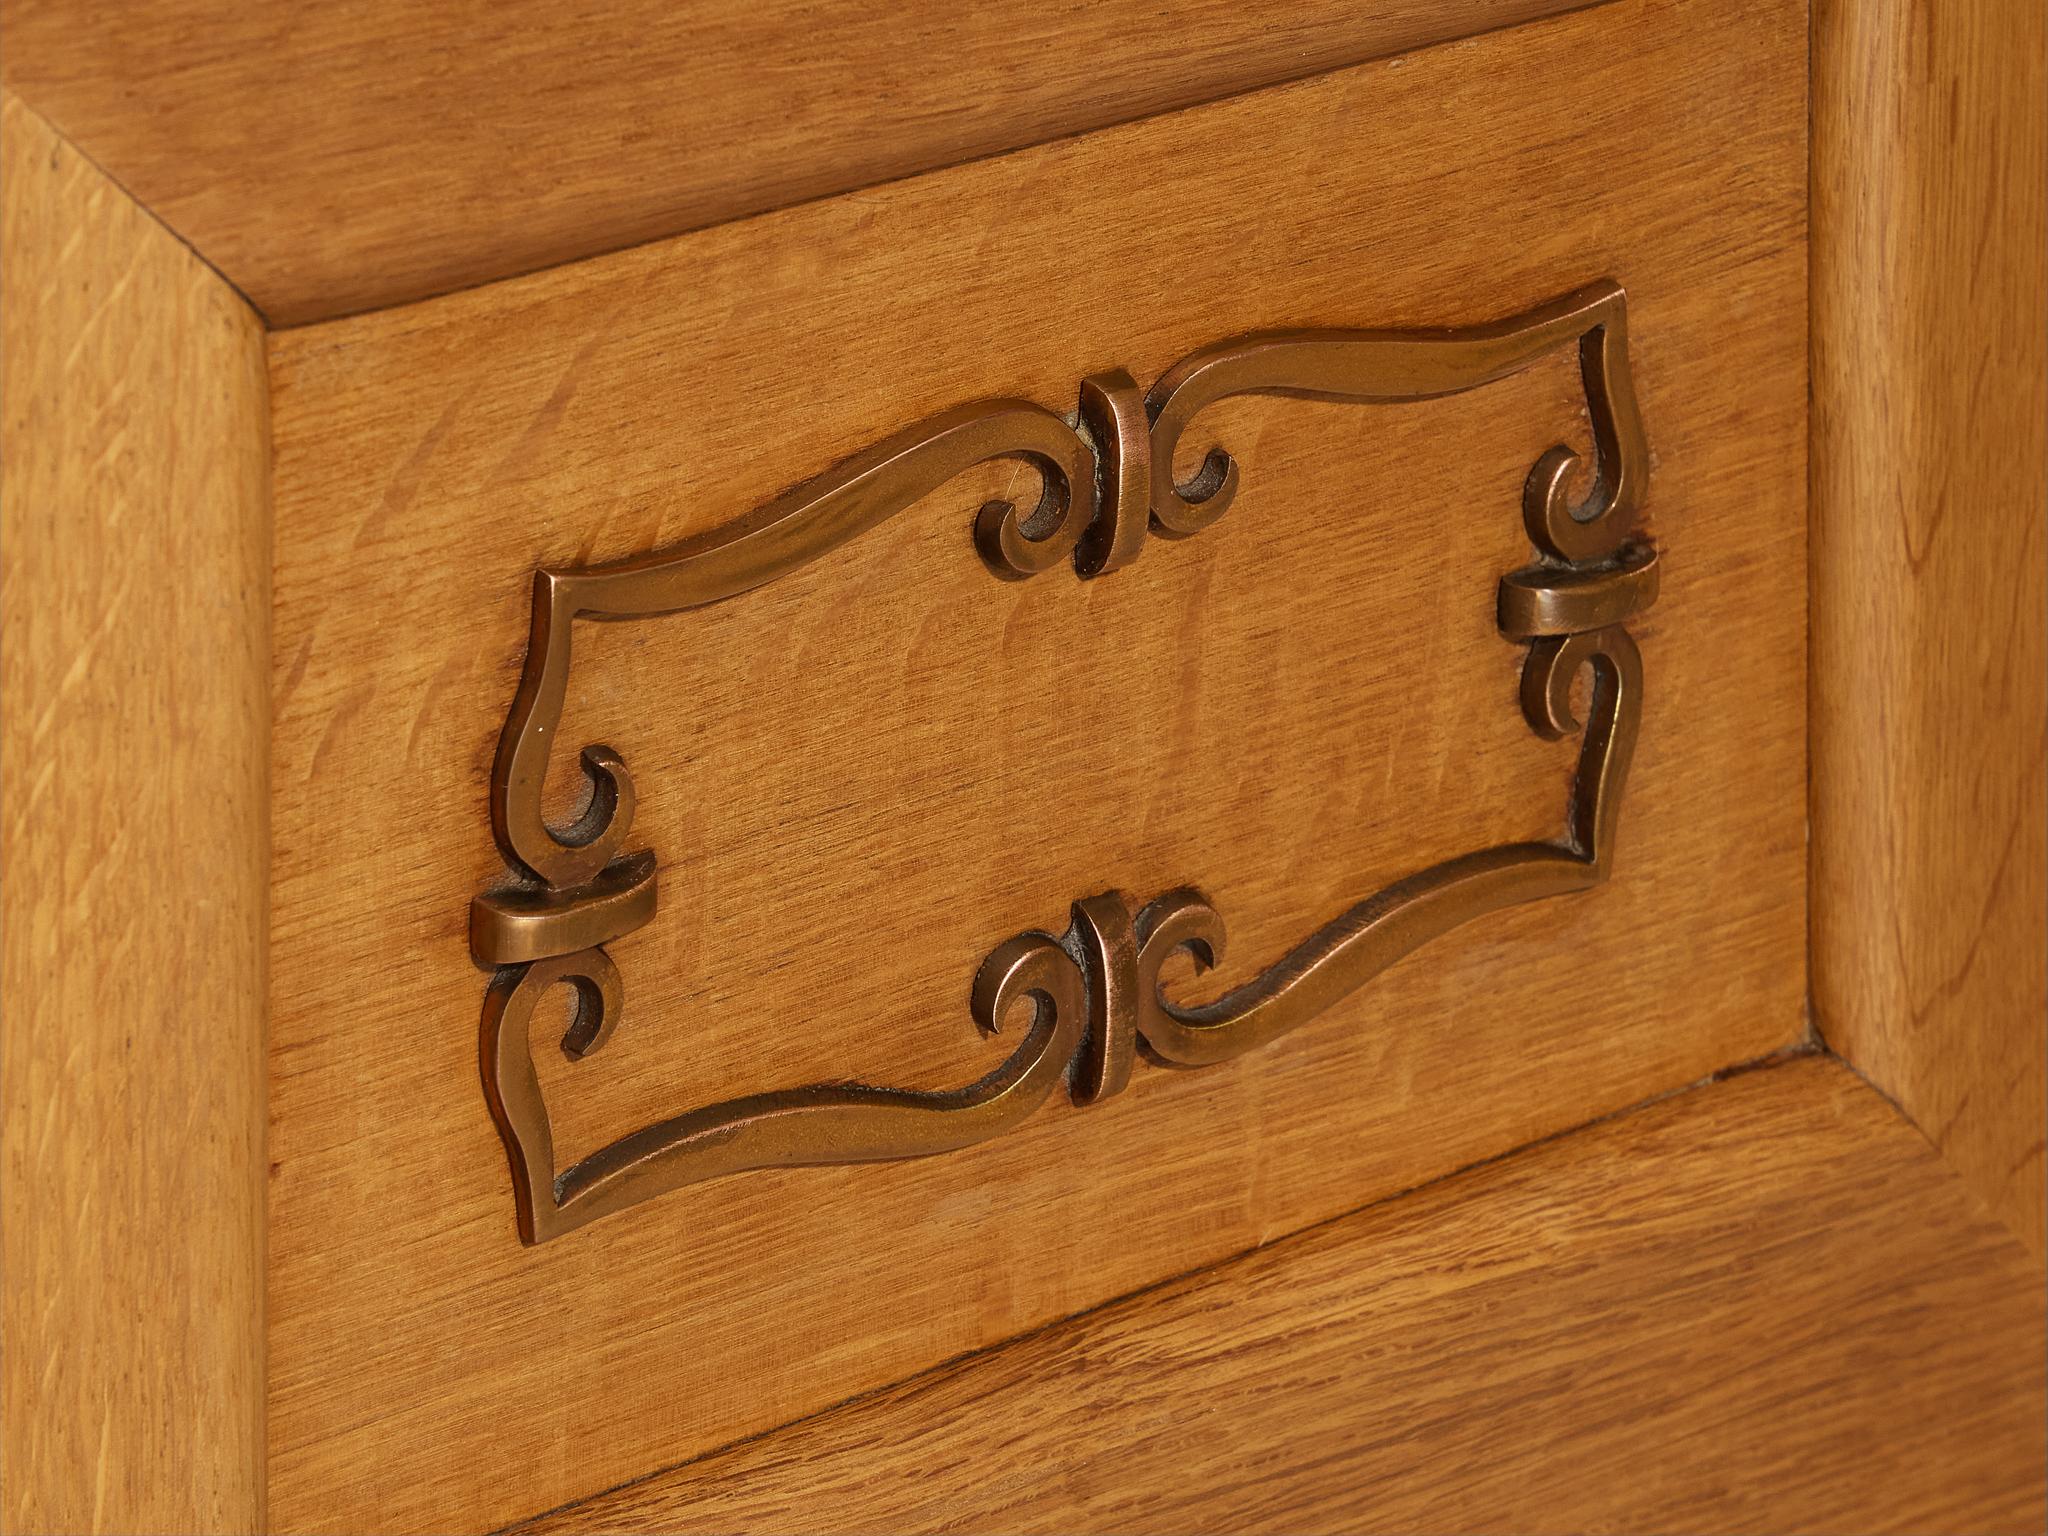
[1,93,270,1531]
[1811,0,2048,1256]
[513,1058,2047,1534]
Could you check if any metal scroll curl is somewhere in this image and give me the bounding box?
[469,279,1657,1244]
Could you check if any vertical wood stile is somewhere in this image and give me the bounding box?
[1811,0,2048,1255]
[1,93,269,1530]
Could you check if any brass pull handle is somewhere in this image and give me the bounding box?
[469,279,1655,1244]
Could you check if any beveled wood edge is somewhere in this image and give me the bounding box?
[0,89,270,1532]
[1,2,1616,326]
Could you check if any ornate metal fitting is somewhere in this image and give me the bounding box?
[470,280,1656,1244]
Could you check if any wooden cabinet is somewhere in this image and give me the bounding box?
[4,2,2042,1531]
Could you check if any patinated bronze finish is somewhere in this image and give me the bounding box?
[471,279,1656,1244]
[468,849,657,967]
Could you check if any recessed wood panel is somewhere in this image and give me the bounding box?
[525,1058,2048,1535]
[0,0,1603,324]
[265,0,1807,1526]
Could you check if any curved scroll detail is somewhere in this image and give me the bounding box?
[472,278,1660,1243]
[492,400,1094,887]
[1133,624,1642,1067]
[481,934,1084,1244]
[1146,281,1646,560]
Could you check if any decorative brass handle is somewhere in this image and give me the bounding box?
[469,280,1655,1244]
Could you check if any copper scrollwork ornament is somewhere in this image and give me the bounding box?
[469,280,1656,1244]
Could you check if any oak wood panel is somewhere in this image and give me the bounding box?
[264,0,1807,1526]
[1,0,1602,326]
[0,93,269,1533]
[1811,0,2048,1256]
[524,1056,2048,1535]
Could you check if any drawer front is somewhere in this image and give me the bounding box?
[266,0,1805,1526]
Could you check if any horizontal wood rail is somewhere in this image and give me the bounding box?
[1,0,1607,324]
[521,1057,2048,1534]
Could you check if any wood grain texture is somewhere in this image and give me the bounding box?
[0,0,1602,325]
[264,1,1807,1526]
[0,93,269,1533]
[1811,0,2048,1256]
[522,1056,2048,1536]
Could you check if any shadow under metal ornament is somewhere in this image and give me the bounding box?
[468,279,1657,1244]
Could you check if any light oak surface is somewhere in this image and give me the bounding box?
[0,93,269,1531]
[0,0,1601,325]
[0,2,2034,1531]
[523,1056,2048,1535]
[1811,0,2048,1256]
[263,0,1807,1526]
